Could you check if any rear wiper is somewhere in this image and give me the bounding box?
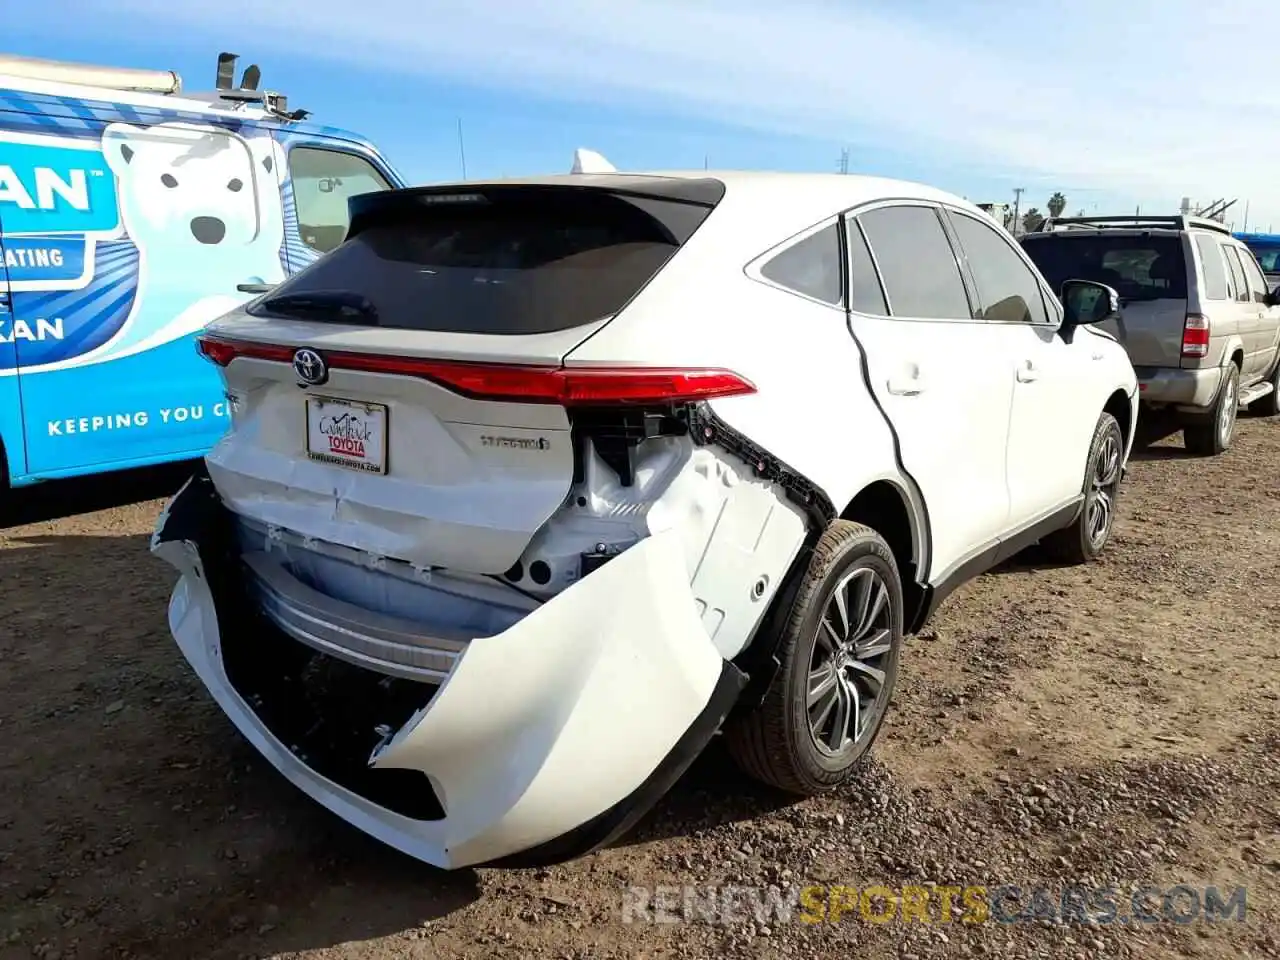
[258,290,378,323]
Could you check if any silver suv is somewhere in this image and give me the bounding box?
[1022,215,1280,455]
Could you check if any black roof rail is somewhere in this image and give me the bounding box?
[1033,214,1233,237]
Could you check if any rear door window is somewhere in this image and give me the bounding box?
[250,185,719,334]
[1237,247,1270,303]
[844,217,887,315]
[1224,247,1250,303]
[1021,234,1188,301]
[1193,235,1230,301]
[857,205,972,320]
[759,223,844,306]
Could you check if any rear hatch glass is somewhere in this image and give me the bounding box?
[248,182,722,335]
[1021,233,1188,302]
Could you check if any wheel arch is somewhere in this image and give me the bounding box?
[837,476,930,635]
[1103,388,1133,450]
[729,473,931,715]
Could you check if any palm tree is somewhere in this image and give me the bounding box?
[1048,192,1067,218]
[1022,208,1045,233]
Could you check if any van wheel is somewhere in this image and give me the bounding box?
[1184,364,1239,456]
[1247,361,1280,417]
[1042,412,1123,565]
[725,521,903,796]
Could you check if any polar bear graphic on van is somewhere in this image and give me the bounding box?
[74,120,286,367]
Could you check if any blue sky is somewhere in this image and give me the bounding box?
[9,0,1280,229]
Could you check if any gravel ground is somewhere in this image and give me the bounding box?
[1,416,1278,960]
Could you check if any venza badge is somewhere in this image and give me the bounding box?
[293,347,327,386]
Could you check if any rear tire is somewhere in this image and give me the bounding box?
[1247,360,1280,417]
[725,521,903,795]
[1042,412,1124,565]
[1183,363,1239,456]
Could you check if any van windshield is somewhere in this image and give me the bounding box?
[1021,234,1187,301]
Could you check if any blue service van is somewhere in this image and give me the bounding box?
[0,51,405,490]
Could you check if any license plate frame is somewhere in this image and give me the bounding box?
[304,394,389,475]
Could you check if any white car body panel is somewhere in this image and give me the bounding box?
[153,507,721,870]
[151,160,1140,869]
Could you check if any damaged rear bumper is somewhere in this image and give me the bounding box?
[150,473,745,870]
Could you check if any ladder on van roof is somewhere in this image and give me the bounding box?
[1034,214,1234,237]
[0,51,310,120]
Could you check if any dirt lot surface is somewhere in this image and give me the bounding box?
[2,416,1278,960]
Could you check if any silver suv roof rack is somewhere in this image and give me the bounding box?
[1033,214,1233,237]
[0,50,309,121]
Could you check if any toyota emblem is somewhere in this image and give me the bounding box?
[293,348,328,386]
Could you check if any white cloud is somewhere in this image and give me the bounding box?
[84,0,1280,224]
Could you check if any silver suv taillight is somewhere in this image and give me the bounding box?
[1181,313,1210,359]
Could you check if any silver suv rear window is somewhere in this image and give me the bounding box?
[1021,234,1187,301]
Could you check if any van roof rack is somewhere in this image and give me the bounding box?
[1033,214,1233,237]
[0,51,309,121]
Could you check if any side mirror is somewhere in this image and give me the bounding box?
[1266,286,1280,308]
[1061,279,1121,328]
[237,282,276,295]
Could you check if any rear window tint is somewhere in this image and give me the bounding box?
[1225,247,1250,303]
[1239,248,1271,302]
[760,223,843,305]
[1194,235,1230,300]
[1021,234,1187,301]
[846,219,887,315]
[249,189,716,334]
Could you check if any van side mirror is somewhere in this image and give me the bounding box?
[1061,279,1121,328]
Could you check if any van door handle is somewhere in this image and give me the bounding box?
[886,367,926,396]
[1015,361,1039,383]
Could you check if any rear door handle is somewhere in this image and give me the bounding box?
[1015,361,1039,383]
[886,368,926,396]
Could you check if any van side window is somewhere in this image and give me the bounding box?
[288,147,392,253]
[1224,246,1251,304]
[759,223,844,306]
[1193,235,1229,301]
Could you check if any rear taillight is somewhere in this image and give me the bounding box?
[194,335,756,405]
[1181,313,1210,359]
[197,336,293,366]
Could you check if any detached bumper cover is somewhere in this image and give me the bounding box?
[150,474,745,870]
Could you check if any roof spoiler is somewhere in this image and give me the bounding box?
[570,148,617,174]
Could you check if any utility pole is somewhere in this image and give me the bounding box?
[1243,200,1250,232]
[1012,187,1024,234]
[456,118,468,180]
[838,148,849,175]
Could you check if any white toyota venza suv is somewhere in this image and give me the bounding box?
[152,154,1138,870]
